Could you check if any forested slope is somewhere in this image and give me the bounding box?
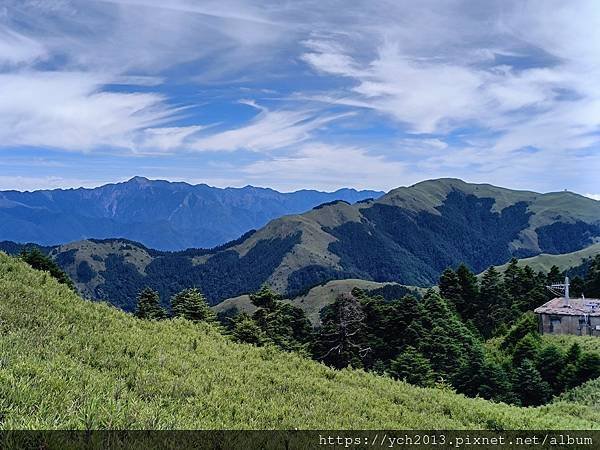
[2,178,599,311]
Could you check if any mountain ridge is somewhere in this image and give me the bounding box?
[0,177,383,250]
[2,178,598,311]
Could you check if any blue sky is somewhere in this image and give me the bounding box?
[0,0,599,198]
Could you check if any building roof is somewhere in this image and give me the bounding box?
[534,297,600,316]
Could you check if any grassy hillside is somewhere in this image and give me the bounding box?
[1,253,600,429]
[558,377,600,409]
[491,243,600,275]
[214,279,423,324]
[542,334,600,355]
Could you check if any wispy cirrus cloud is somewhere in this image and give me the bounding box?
[0,71,179,150]
[0,0,598,195]
[0,27,46,66]
[301,29,599,151]
[189,105,354,153]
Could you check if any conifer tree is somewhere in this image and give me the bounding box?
[565,342,582,365]
[438,268,463,311]
[250,284,281,311]
[246,285,313,352]
[456,263,479,318]
[316,293,368,369]
[20,247,74,289]
[536,344,565,395]
[584,255,600,297]
[135,287,166,320]
[547,265,563,284]
[514,359,552,406]
[389,346,435,387]
[171,288,215,322]
[230,313,268,346]
[512,333,540,366]
[503,258,524,299]
[576,353,600,385]
[478,266,510,336]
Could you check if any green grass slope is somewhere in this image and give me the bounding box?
[542,334,600,355]
[558,378,600,409]
[490,243,600,275]
[1,252,600,430]
[214,279,423,324]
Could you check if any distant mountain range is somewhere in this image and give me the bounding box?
[0,177,383,250]
[2,178,598,312]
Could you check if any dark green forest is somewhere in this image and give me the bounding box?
[124,255,600,408]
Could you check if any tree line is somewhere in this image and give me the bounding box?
[229,258,600,406]
[22,243,600,408]
[131,254,600,407]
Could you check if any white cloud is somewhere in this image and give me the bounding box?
[242,143,408,191]
[297,0,600,158]
[0,71,179,150]
[0,0,598,194]
[585,194,600,201]
[0,27,46,66]
[302,39,596,146]
[189,107,353,153]
[135,126,206,153]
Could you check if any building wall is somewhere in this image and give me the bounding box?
[539,313,600,336]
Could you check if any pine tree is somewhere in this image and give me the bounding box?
[250,284,281,311]
[316,293,368,369]
[558,342,583,391]
[575,353,600,385]
[500,312,539,351]
[417,291,481,382]
[439,268,463,311]
[514,359,553,406]
[455,348,514,403]
[547,265,563,284]
[558,363,578,391]
[245,285,313,352]
[536,344,565,395]
[20,248,74,289]
[456,264,479,318]
[389,346,435,387]
[503,258,524,300]
[570,276,585,297]
[565,342,582,365]
[584,255,600,298]
[478,266,510,336]
[512,333,540,366]
[230,314,268,346]
[171,288,215,322]
[135,287,166,320]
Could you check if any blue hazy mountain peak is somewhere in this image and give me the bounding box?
[0,178,384,250]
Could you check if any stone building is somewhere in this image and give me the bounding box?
[535,297,600,336]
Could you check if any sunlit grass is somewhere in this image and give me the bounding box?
[1,252,599,430]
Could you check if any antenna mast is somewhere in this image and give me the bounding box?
[547,276,570,307]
